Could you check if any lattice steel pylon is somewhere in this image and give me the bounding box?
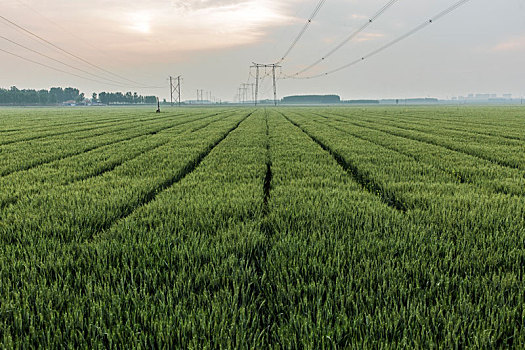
[169,75,182,106]
[250,63,281,106]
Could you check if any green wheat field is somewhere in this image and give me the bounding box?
[1,106,524,348]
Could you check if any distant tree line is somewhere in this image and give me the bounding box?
[282,95,341,104]
[0,86,84,105]
[94,92,157,105]
[0,86,157,105]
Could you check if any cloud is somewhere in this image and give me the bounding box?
[322,36,339,45]
[119,2,287,57]
[170,0,250,11]
[5,0,292,53]
[0,0,292,65]
[355,32,384,43]
[492,36,525,52]
[350,14,369,20]
[96,1,291,53]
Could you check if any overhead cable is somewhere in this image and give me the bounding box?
[0,14,163,88]
[13,0,116,58]
[0,47,133,86]
[0,35,143,88]
[286,0,473,80]
[291,0,400,77]
[277,0,328,64]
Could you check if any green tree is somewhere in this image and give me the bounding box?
[75,93,85,104]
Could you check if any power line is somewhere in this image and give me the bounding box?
[12,0,164,84]
[285,0,473,80]
[0,35,141,88]
[0,14,163,89]
[13,0,111,57]
[0,47,134,86]
[277,0,328,64]
[290,0,400,77]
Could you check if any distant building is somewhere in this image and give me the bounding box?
[476,94,491,100]
[62,100,76,106]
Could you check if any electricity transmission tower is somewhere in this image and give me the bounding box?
[241,83,255,104]
[251,63,281,106]
[240,85,247,104]
[196,89,205,104]
[169,76,182,106]
[249,83,255,103]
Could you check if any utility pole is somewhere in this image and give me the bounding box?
[169,75,182,107]
[251,62,281,106]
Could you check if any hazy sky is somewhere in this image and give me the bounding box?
[1,0,524,100]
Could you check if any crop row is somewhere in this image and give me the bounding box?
[0,110,269,347]
[0,111,243,209]
[0,112,169,146]
[1,108,237,145]
[366,109,525,141]
[0,110,251,244]
[0,108,166,139]
[284,111,525,236]
[0,114,180,175]
[352,114,524,160]
[320,109,525,169]
[1,107,524,347]
[266,110,525,347]
[0,109,232,176]
[310,112,525,196]
[325,106,525,137]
